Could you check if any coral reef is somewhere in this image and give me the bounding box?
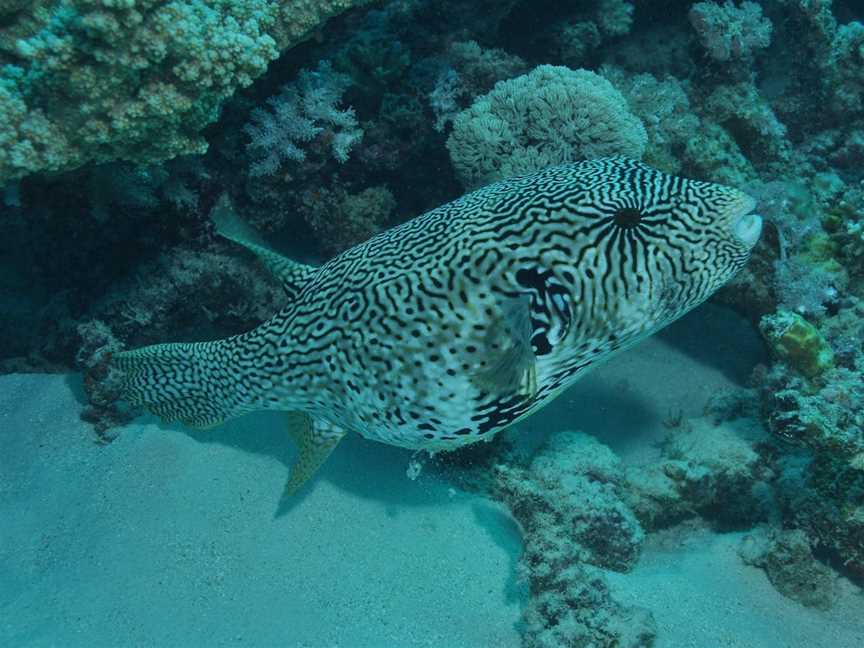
[703,82,789,161]
[754,299,864,578]
[778,0,864,119]
[447,65,647,188]
[0,0,373,182]
[492,431,655,648]
[520,563,656,648]
[689,1,773,62]
[596,0,634,38]
[774,450,864,579]
[244,61,362,176]
[739,526,838,609]
[300,184,395,256]
[625,406,772,531]
[496,431,645,572]
[602,67,699,173]
[429,40,528,132]
[75,319,132,439]
[3,0,864,638]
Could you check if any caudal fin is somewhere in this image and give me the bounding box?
[113,337,257,429]
[116,336,346,499]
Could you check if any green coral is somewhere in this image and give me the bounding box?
[683,122,756,186]
[759,310,835,379]
[0,0,372,182]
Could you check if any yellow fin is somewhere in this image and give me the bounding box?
[283,412,346,497]
[473,295,538,398]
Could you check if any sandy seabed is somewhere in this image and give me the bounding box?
[2,306,863,647]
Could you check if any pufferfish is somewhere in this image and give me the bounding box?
[114,157,762,495]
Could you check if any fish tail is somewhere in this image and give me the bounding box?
[113,335,261,429]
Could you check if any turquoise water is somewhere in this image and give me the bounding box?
[2,1,864,646]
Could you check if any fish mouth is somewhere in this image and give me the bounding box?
[731,194,762,247]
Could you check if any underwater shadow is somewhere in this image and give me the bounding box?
[172,411,458,513]
[471,501,528,607]
[181,410,296,474]
[321,433,458,509]
[63,373,87,406]
[657,302,767,385]
[516,377,659,455]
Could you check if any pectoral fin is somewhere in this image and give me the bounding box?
[473,295,538,399]
[284,412,346,497]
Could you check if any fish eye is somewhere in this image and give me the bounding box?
[613,207,642,229]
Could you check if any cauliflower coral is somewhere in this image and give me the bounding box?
[446,65,647,189]
[0,0,372,183]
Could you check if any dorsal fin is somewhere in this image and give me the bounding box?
[210,194,317,299]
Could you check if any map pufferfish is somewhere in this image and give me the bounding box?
[114,157,763,495]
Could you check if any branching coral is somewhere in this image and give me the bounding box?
[703,83,789,161]
[596,0,634,38]
[776,0,864,119]
[683,122,756,186]
[244,61,363,176]
[429,41,528,133]
[688,1,772,62]
[553,20,602,67]
[549,0,633,67]
[0,0,373,182]
[602,67,700,172]
[831,20,864,116]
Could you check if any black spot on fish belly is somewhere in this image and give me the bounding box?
[473,394,535,434]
